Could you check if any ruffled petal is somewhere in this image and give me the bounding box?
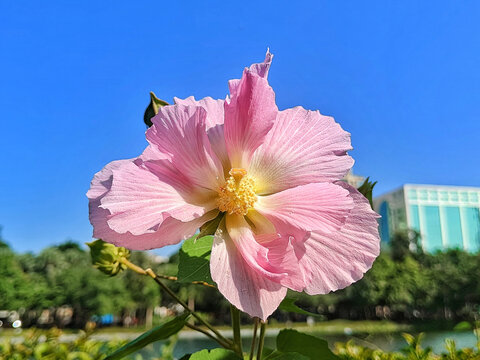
[249,106,354,194]
[99,161,209,235]
[173,96,230,172]
[210,222,287,320]
[298,182,380,295]
[224,64,277,168]
[255,182,354,233]
[87,160,217,249]
[173,96,224,129]
[256,224,309,292]
[225,214,287,282]
[146,104,224,190]
[248,49,273,79]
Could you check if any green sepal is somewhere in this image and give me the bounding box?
[144,91,169,127]
[357,177,377,209]
[197,213,225,239]
[86,239,130,276]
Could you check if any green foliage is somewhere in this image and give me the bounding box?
[278,297,322,318]
[0,327,172,360]
[334,333,480,360]
[105,314,189,360]
[273,329,339,360]
[143,91,168,127]
[177,235,214,285]
[187,348,241,359]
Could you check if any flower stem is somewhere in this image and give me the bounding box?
[230,305,243,356]
[120,258,233,348]
[249,318,259,360]
[256,321,267,360]
[184,322,231,349]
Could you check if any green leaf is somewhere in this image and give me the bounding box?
[189,348,241,360]
[105,314,189,360]
[275,329,339,360]
[263,351,309,360]
[278,297,322,318]
[357,177,377,209]
[144,91,169,127]
[177,235,215,285]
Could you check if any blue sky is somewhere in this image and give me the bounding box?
[1,1,479,254]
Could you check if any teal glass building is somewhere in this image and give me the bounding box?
[373,185,480,252]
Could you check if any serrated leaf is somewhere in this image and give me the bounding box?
[144,91,169,127]
[278,297,322,318]
[276,329,339,360]
[105,314,189,360]
[189,348,241,359]
[357,177,377,209]
[177,235,214,285]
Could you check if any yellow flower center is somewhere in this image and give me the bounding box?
[216,168,257,215]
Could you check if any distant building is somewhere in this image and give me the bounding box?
[373,184,480,252]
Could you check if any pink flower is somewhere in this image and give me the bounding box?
[87,52,380,320]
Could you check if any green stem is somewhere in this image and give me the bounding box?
[146,269,233,348]
[256,321,267,360]
[184,322,231,349]
[230,305,243,356]
[121,258,233,348]
[249,318,259,360]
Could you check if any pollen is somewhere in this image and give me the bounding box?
[216,168,257,215]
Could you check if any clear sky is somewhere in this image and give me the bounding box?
[1,1,479,254]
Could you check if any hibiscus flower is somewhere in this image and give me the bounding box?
[87,51,380,320]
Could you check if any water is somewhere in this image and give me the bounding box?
[166,330,479,359]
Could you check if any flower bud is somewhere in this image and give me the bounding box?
[86,239,130,276]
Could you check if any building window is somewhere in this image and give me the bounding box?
[407,189,417,200]
[379,202,390,243]
[461,207,480,252]
[419,190,428,201]
[422,205,443,252]
[439,191,449,201]
[443,206,464,250]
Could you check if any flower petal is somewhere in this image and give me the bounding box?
[226,214,287,282]
[211,222,287,320]
[256,227,309,292]
[248,49,274,79]
[255,182,354,233]
[224,69,277,168]
[173,96,224,129]
[87,160,218,249]
[298,182,380,295]
[173,96,230,172]
[146,104,224,190]
[249,106,354,194]
[100,161,208,235]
